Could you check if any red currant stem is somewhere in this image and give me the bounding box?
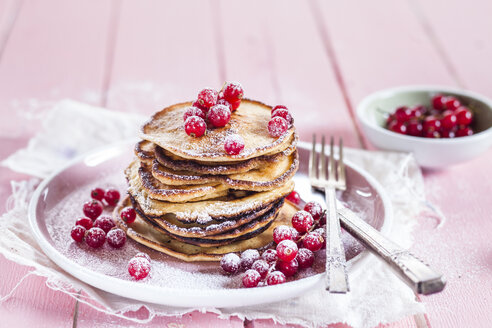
[295,212,325,243]
[219,82,226,93]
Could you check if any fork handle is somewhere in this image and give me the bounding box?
[325,188,349,293]
[337,206,446,295]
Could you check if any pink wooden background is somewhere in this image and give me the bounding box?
[1,0,491,327]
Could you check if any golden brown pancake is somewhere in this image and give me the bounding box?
[138,200,284,247]
[141,99,295,162]
[151,150,299,191]
[128,178,294,223]
[126,160,229,202]
[114,196,298,262]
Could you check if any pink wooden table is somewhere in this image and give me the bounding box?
[1,0,491,327]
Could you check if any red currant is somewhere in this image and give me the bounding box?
[220,253,241,274]
[121,207,137,224]
[184,116,207,137]
[304,201,323,221]
[107,228,126,248]
[441,129,456,138]
[240,249,260,270]
[83,200,103,220]
[432,94,446,110]
[261,249,278,263]
[192,100,209,113]
[386,114,396,127]
[276,240,298,262]
[85,227,106,248]
[394,106,412,122]
[271,105,288,116]
[424,130,441,138]
[423,115,441,132]
[197,88,218,109]
[128,257,151,280]
[271,109,293,124]
[91,187,105,201]
[266,271,286,285]
[273,225,294,244]
[75,217,93,230]
[445,97,461,111]
[251,259,270,279]
[297,248,315,269]
[303,232,324,252]
[268,117,288,138]
[388,120,407,135]
[290,227,301,242]
[207,104,231,128]
[409,105,425,118]
[456,127,473,137]
[286,191,301,205]
[455,106,472,126]
[230,100,241,111]
[222,82,243,103]
[276,259,298,277]
[183,106,206,121]
[406,119,423,137]
[216,98,232,111]
[93,216,115,233]
[440,110,457,130]
[71,225,86,242]
[242,269,261,288]
[224,134,245,155]
[104,188,120,206]
[291,210,314,233]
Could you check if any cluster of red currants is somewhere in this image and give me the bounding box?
[183,82,247,156]
[70,187,126,248]
[220,199,326,288]
[183,82,244,138]
[268,105,293,138]
[385,94,474,138]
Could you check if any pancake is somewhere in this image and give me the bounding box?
[128,178,295,223]
[114,196,298,262]
[134,140,155,165]
[127,160,229,202]
[139,200,284,247]
[151,150,299,191]
[153,132,298,175]
[141,99,295,162]
[132,197,277,238]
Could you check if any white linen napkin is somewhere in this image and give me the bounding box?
[0,100,427,328]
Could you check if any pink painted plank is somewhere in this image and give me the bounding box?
[106,0,221,114]
[76,304,245,328]
[0,0,116,325]
[316,1,492,327]
[0,0,21,55]
[219,0,360,146]
[412,148,492,327]
[412,0,492,98]
[315,0,455,105]
[0,256,76,328]
[0,0,114,137]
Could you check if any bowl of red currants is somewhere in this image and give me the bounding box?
[356,86,492,168]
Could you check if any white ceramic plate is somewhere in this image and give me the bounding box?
[28,140,392,308]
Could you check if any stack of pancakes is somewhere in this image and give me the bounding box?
[115,99,299,261]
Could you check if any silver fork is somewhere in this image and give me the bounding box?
[309,135,349,293]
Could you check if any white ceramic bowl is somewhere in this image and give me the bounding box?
[356,85,492,168]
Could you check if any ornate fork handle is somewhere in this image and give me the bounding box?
[337,206,446,295]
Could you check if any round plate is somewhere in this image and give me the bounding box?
[29,140,392,308]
